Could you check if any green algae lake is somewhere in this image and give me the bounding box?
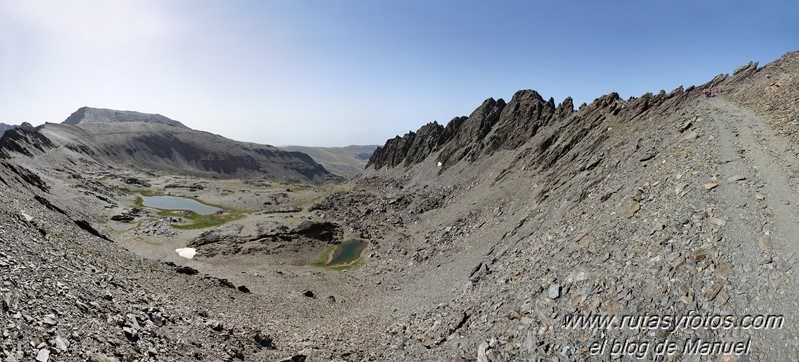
[318,239,368,269]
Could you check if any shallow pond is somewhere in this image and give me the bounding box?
[326,239,367,266]
[139,195,221,215]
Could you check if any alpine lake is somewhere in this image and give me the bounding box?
[135,194,241,229]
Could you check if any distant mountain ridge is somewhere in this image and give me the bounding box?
[63,106,189,129]
[1,107,342,184]
[0,122,35,136]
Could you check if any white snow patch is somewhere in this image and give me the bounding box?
[20,211,33,222]
[175,248,197,259]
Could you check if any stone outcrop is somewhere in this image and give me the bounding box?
[483,90,558,154]
[188,220,343,258]
[732,61,759,78]
[436,98,505,167]
[291,220,343,242]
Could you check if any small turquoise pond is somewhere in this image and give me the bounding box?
[327,239,367,266]
[139,195,222,215]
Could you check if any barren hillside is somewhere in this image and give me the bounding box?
[14,107,343,184]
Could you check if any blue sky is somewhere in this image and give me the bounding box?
[0,1,796,146]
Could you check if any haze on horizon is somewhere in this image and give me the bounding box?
[1,0,796,147]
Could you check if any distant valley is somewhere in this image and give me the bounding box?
[280,145,378,179]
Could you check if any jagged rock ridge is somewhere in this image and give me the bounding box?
[0,127,54,159]
[367,85,697,171]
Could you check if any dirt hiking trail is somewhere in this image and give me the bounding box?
[704,96,799,358]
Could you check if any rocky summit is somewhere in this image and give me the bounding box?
[63,107,189,129]
[1,50,799,362]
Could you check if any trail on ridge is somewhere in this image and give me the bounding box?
[703,96,799,357]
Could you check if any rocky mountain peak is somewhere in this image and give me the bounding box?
[63,106,189,129]
[366,97,508,170]
[368,89,573,170]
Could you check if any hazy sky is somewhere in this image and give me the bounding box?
[1,1,797,146]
